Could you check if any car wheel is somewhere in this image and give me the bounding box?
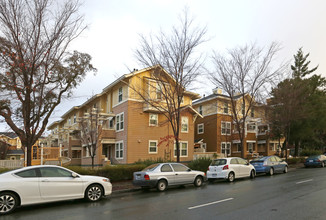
[250,170,255,179]
[0,192,18,215]
[268,167,274,176]
[157,180,167,192]
[283,166,288,173]
[321,162,325,168]
[194,176,203,187]
[85,184,103,202]
[227,172,235,182]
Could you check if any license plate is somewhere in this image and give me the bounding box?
[212,174,217,177]
[309,160,313,162]
[136,175,140,180]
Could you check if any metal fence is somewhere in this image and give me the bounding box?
[0,160,24,169]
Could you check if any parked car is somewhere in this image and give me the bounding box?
[304,155,326,167]
[206,157,255,182]
[250,156,288,175]
[132,163,206,191]
[0,165,112,215]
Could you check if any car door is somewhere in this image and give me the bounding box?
[270,156,280,172]
[160,164,175,185]
[171,163,195,185]
[237,158,251,177]
[39,167,83,202]
[274,156,284,171]
[13,168,42,204]
[229,158,240,177]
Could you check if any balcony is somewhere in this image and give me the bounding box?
[101,129,116,143]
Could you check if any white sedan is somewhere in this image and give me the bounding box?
[0,165,112,214]
[207,157,256,182]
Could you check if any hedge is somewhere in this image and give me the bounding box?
[300,149,323,157]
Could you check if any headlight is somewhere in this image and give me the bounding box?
[102,178,110,182]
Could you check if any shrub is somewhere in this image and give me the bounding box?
[188,157,212,172]
[300,149,323,157]
[133,158,169,167]
[286,157,305,164]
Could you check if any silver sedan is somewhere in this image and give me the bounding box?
[133,163,206,191]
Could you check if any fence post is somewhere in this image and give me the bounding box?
[41,144,44,165]
[24,147,27,167]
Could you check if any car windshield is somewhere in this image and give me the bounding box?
[211,159,227,166]
[142,163,159,171]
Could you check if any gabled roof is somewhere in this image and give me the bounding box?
[192,93,246,106]
[0,132,18,139]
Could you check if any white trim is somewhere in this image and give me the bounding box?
[181,116,189,133]
[115,141,124,159]
[246,140,256,143]
[112,99,128,108]
[221,142,231,156]
[197,123,204,134]
[221,121,231,135]
[116,112,124,132]
[174,141,188,157]
[148,140,158,154]
[149,113,158,126]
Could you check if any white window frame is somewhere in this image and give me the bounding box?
[116,112,124,132]
[198,105,203,115]
[223,102,228,114]
[118,87,123,103]
[149,140,158,154]
[174,141,188,157]
[115,141,124,159]
[197,123,204,134]
[149,114,158,126]
[181,116,188,133]
[221,121,231,135]
[221,142,231,156]
[156,82,162,100]
[247,142,255,153]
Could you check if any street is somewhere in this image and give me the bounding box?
[2,167,326,220]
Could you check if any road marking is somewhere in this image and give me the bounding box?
[296,179,313,184]
[188,198,234,210]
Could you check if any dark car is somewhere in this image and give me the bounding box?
[250,156,288,175]
[304,155,326,168]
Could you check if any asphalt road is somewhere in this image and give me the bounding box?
[2,167,326,220]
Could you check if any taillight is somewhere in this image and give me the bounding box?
[144,174,150,180]
[223,165,229,170]
[317,159,321,162]
[207,167,210,171]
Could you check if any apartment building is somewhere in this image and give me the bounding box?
[0,132,24,160]
[47,65,201,166]
[193,89,283,159]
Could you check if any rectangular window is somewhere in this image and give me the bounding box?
[156,82,162,100]
[247,123,256,131]
[251,108,254,117]
[149,114,158,126]
[118,87,123,103]
[198,105,203,115]
[116,112,124,131]
[223,102,228,114]
[221,122,231,135]
[197,123,204,134]
[72,150,81,158]
[236,143,241,152]
[73,113,77,124]
[269,143,276,151]
[181,116,188,133]
[115,141,123,159]
[174,142,188,157]
[149,141,157,153]
[221,142,231,156]
[109,118,114,129]
[247,142,255,153]
[68,117,71,125]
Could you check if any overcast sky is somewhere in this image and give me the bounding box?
[2,0,326,131]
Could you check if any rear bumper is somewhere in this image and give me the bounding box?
[304,162,322,167]
[207,171,228,179]
[132,179,158,187]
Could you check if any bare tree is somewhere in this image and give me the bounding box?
[0,0,96,166]
[131,9,207,162]
[77,108,109,168]
[209,42,285,158]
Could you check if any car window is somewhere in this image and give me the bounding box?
[142,164,159,171]
[211,159,227,166]
[171,164,189,172]
[237,158,247,165]
[275,156,282,162]
[161,164,173,172]
[269,157,277,162]
[15,168,38,178]
[230,159,238,164]
[40,167,72,177]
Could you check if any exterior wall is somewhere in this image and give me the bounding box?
[126,101,194,163]
[195,114,217,152]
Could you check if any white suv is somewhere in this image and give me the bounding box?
[207,157,256,182]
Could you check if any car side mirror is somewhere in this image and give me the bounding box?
[72,172,79,178]
[187,168,191,172]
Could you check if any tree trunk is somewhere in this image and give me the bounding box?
[26,145,32,166]
[175,140,180,162]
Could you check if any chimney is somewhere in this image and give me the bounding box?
[212,88,222,95]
